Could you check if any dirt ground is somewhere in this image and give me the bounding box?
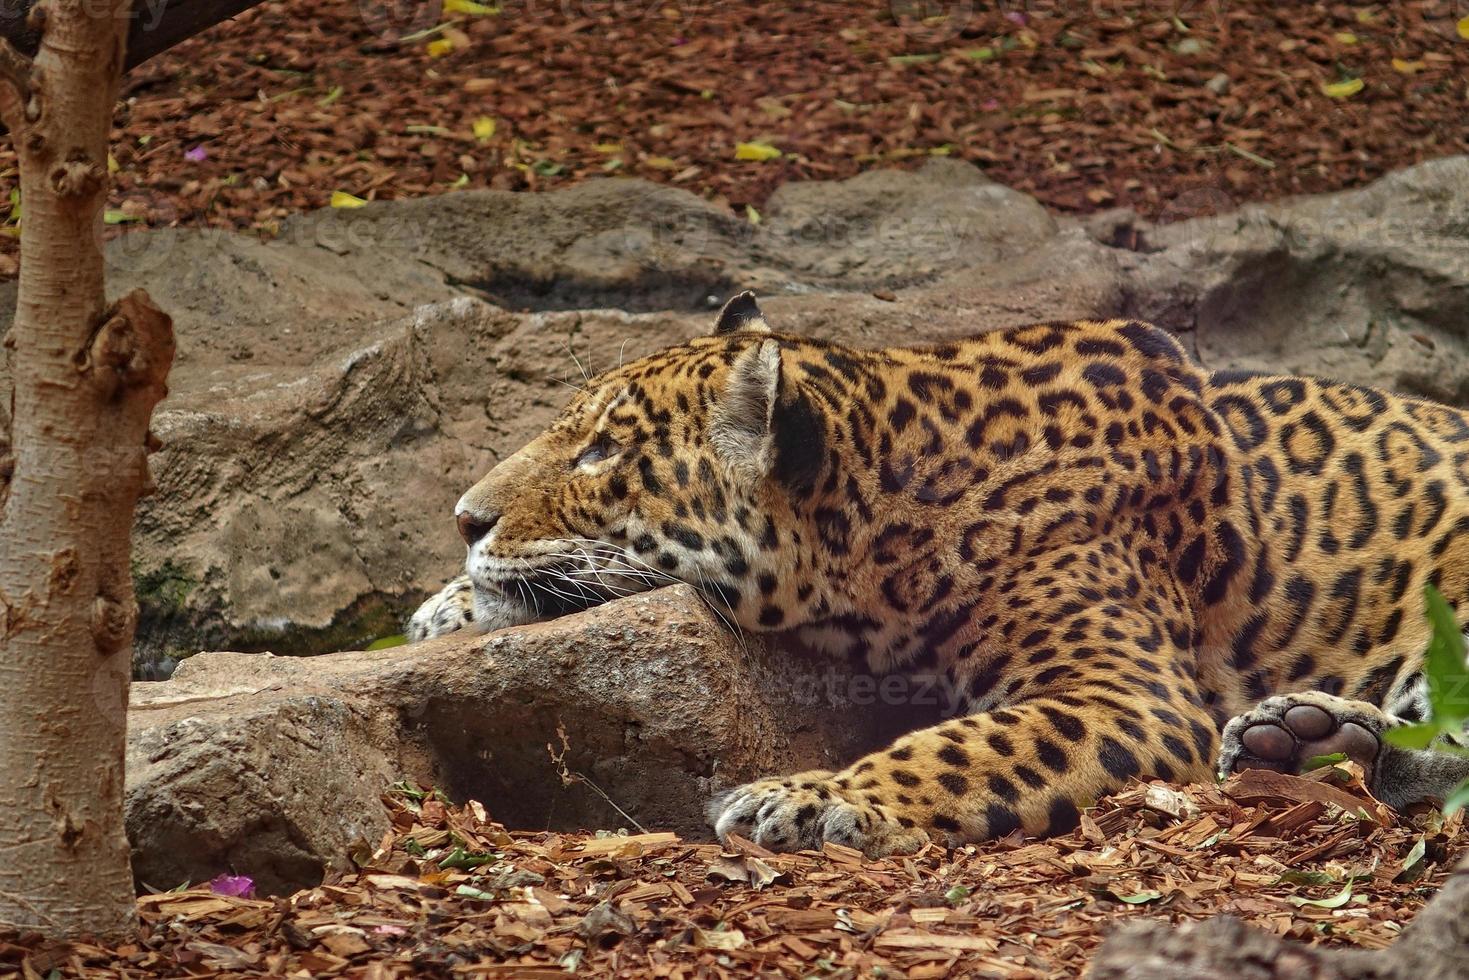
[3,766,1459,978]
[1,0,1466,273]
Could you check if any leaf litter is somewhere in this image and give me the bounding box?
[2,0,1467,275]
[1,765,1460,977]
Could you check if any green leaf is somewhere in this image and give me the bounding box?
[366,633,408,650]
[1444,778,1469,816]
[1287,882,1353,908]
[103,209,140,225]
[1274,870,1336,886]
[943,884,970,905]
[403,837,427,857]
[439,846,497,870]
[888,53,941,66]
[530,160,563,176]
[1384,721,1444,750]
[1423,585,1469,725]
[454,884,498,901]
[1302,752,1348,771]
[960,47,995,60]
[389,780,429,801]
[1116,890,1163,904]
[1397,837,1428,882]
[318,85,343,107]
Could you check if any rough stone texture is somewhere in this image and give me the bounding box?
[1,154,1460,892]
[1118,156,1469,407]
[126,585,940,893]
[2,156,1467,672]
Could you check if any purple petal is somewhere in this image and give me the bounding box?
[184,145,208,163]
[1004,11,1027,25]
[209,874,255,898]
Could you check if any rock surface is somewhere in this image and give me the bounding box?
[126,585,940,893]
[3,155,1463,889]
[2,156,1467,671]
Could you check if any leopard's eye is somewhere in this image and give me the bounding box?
[575,436,621,468]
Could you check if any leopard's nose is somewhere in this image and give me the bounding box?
[457,510,500,547]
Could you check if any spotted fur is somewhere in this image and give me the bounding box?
[411,294,1469,853]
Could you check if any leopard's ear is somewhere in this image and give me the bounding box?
[714,290,770,335]
[710,339,825,493]
[710,339,780,478]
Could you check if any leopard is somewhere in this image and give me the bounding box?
[407,291,1469,855]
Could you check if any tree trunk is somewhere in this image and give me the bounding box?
[0,0,173,939]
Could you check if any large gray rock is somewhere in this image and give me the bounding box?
[3,157,1468,672]
[126,585,940,893]
[1118,156,1469,406]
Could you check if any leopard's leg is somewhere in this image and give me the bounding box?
[1219,688,1469,809]
[710,575,1219,855]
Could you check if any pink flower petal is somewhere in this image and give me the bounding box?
[208,874,255,898]
[184,145,208,163]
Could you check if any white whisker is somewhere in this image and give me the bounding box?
[564,343,591,384]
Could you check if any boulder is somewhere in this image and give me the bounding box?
[126,585,942,894]
[2,157,1468,672]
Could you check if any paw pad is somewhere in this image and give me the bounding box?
[1223,696,1386,783]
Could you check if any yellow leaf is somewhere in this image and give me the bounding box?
[107,153,119,174]
[1392,58,1426,73]
[331,191,369,209]
[1321,77,1364,98]
[426,38,455,57]
[644,156,678,170]
[1458,16,1469,40]
[592,142,623,154]
[745,204,760,225]
[1355,8,1375,23]
[1333,32,1358,45]
[472,116,496,141]
[734,141,782,162]
[444,0,499,13]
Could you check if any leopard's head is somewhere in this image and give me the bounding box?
[455,293,833,634]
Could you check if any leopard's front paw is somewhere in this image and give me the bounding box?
[707,771,929,857]
[405,575,539,643]
[1219,691,1390,785]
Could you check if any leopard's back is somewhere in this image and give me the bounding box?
[1198,370,1469,720]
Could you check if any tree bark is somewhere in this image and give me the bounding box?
[1091,852,1469,979]
[0,0,173,939]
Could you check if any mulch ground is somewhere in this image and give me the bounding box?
[3,762,1460,978]
[2,0,1468,274]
